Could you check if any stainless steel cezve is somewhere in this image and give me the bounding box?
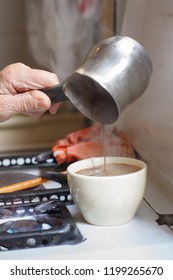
[42,36,153,124]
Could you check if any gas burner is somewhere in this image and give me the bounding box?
[0,200,84,251]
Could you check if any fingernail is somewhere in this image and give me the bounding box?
[37,100,47,110]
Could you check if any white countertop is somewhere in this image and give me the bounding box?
[0,177,173,260]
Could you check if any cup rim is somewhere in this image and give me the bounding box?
[67,156,147,179]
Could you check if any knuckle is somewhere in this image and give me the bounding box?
[49,72,59,82]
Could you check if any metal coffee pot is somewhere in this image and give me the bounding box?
[42,36,152,124]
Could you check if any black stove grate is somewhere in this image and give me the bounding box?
[0,180,73,207]
[0,153,56,169]
[0,200,84,251]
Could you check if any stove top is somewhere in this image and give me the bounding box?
[0,152,173,259]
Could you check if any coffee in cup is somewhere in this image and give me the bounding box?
[67,157,147,226]
[76,162,141,177]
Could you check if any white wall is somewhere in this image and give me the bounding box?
[118,0,173,188]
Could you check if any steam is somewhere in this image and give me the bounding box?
[25,0,104,80]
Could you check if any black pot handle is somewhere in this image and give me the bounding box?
[41,83,69,103]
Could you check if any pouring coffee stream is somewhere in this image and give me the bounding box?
[42,36,152,124]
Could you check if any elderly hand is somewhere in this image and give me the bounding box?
[0,63,61,122]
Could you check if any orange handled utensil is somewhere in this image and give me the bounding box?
[0,177,48,194]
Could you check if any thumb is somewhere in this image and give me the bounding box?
[0,91,51,122]
[15,90,52,116]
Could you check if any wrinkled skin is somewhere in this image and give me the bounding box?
[0,63,61,122]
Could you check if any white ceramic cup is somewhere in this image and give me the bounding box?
[67,157,147,226]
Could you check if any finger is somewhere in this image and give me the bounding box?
[0,91,51,122]
[17,68,59,92]
[0,95,19,122]
[0,63,59,93]
[49,103,61,115]
[15,90,52,115]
